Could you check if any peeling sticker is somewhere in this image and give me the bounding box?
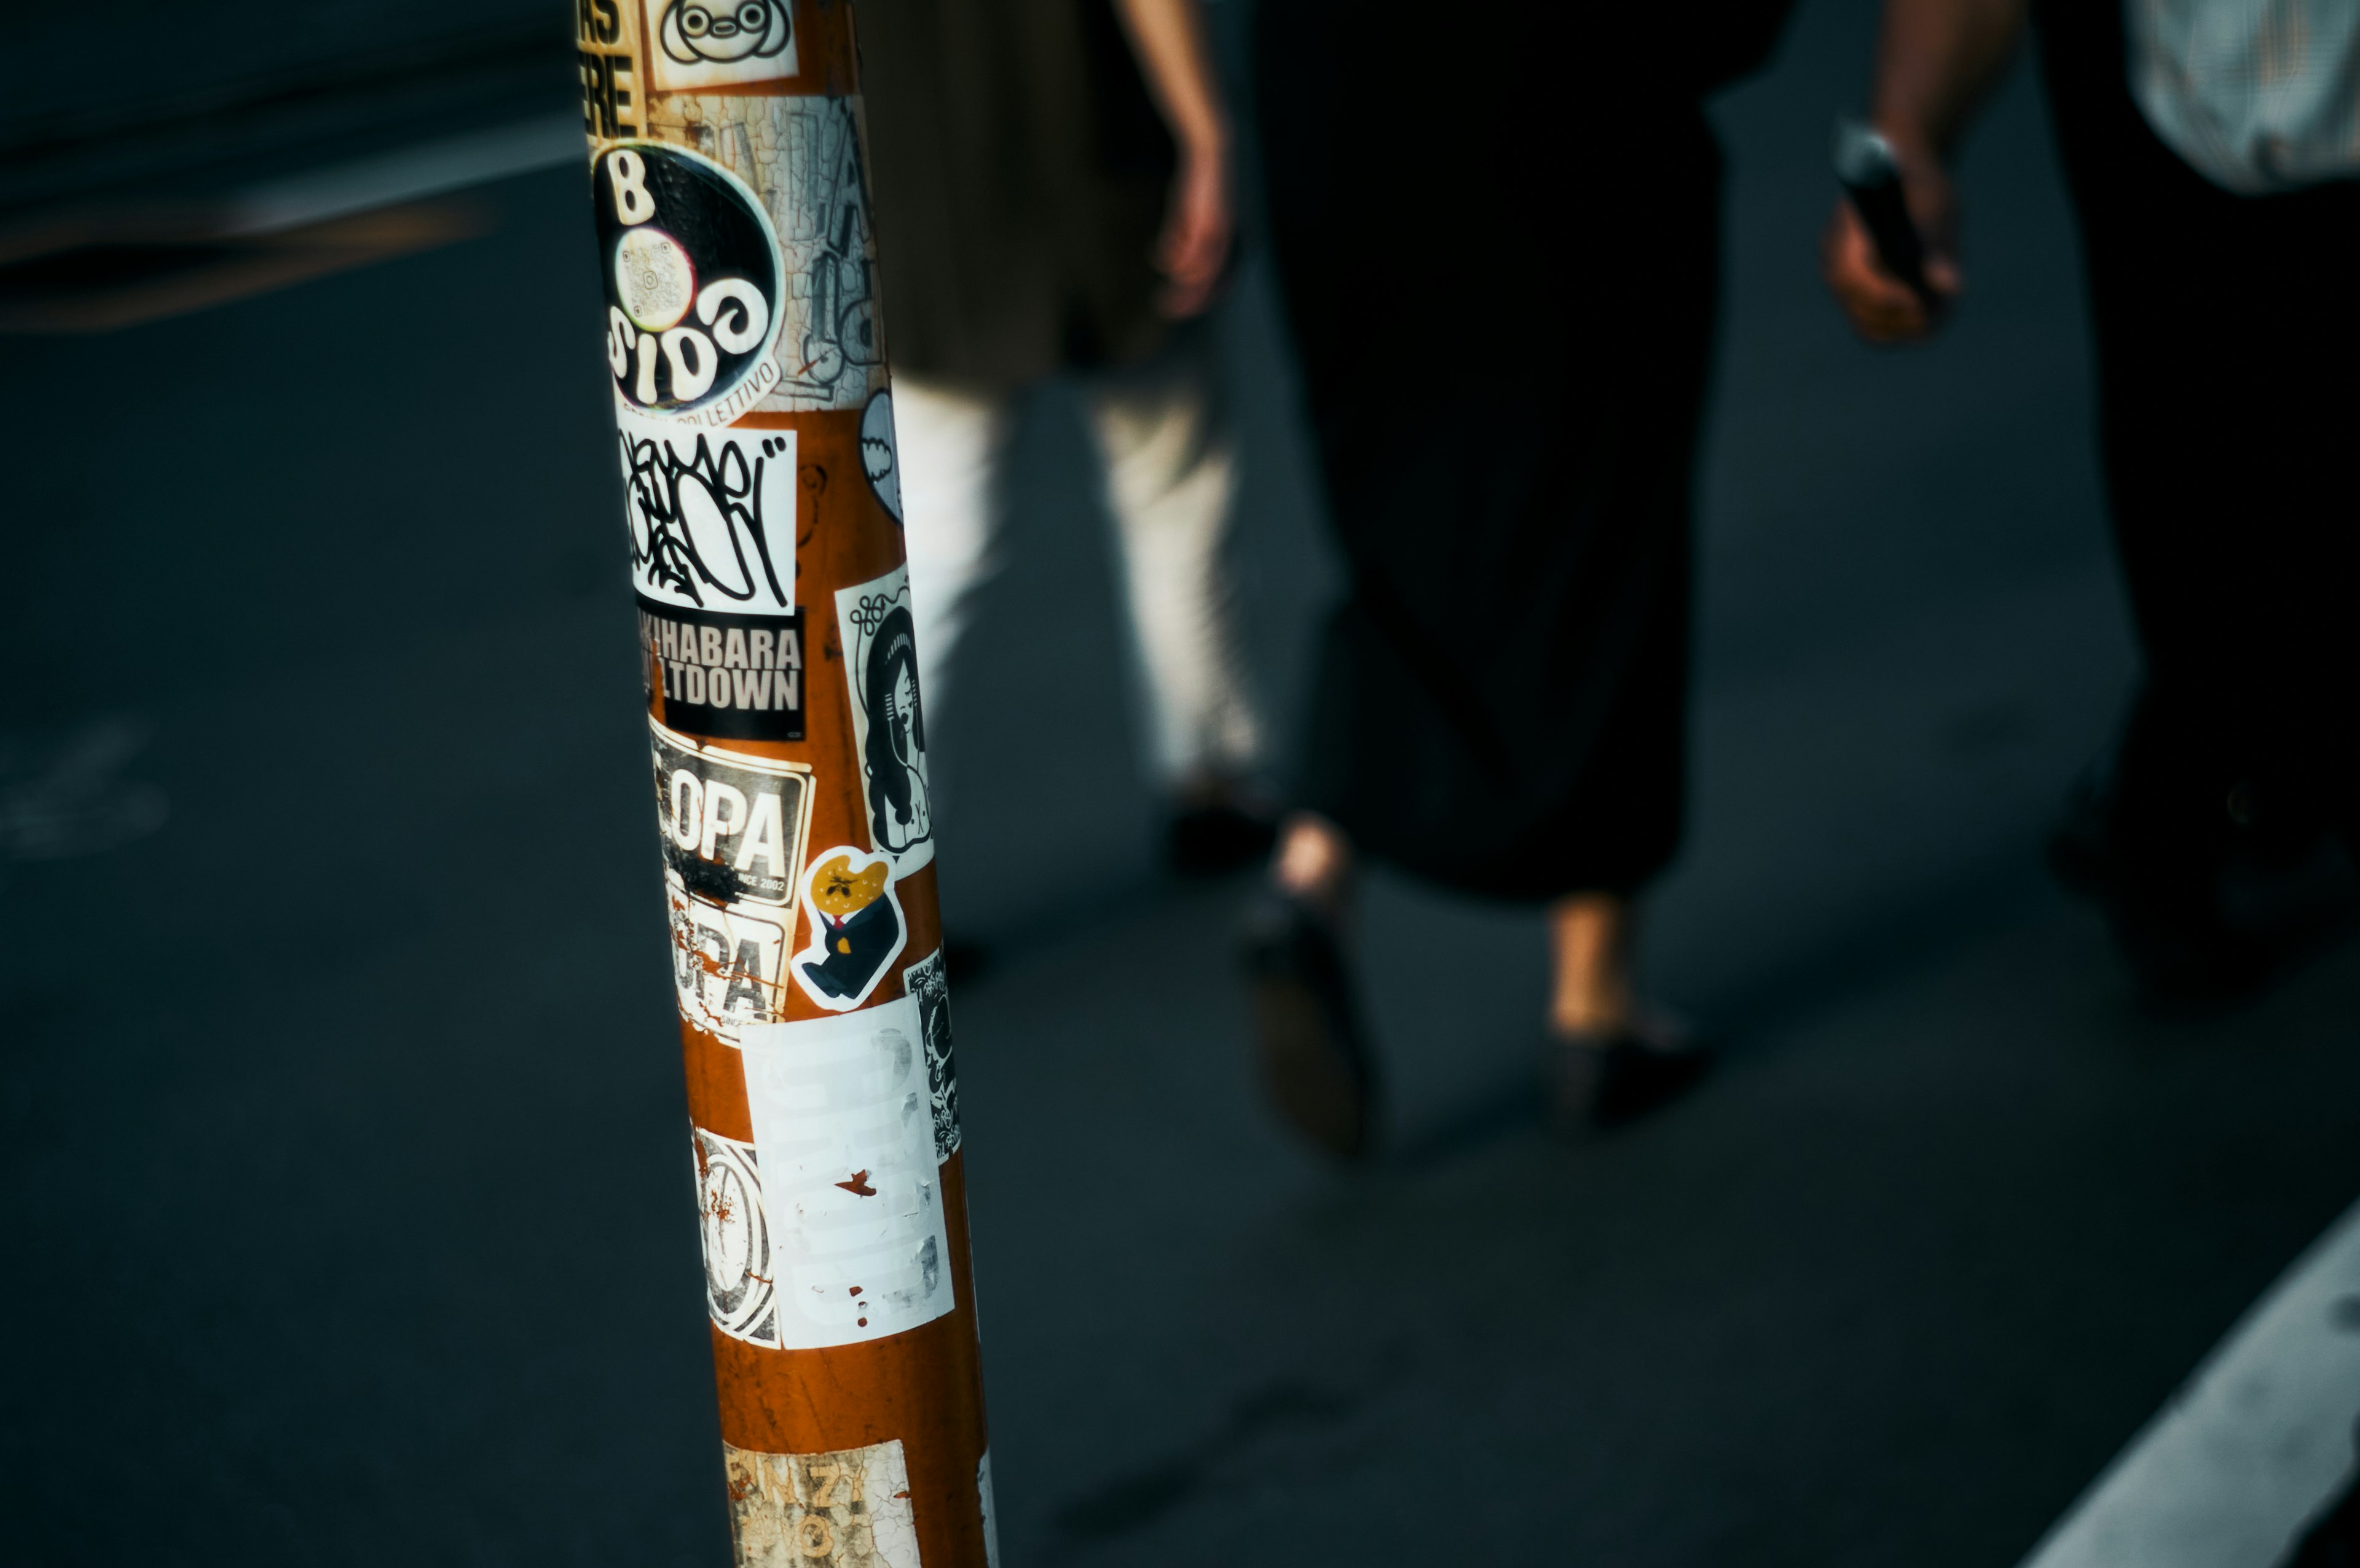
[789,845,905,1013]
[651,719,814,1042]
[835,566,933,874]
[694,1127,779,1346]
[739,997,954,1347]
[636,94,885,414]
[723,1438,922,1568]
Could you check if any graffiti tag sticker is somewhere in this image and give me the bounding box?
[789,845,905,1013]
[722,1438,923,1568]
[594,141,785,425]
[835,566,933,874]
[694,1127,779,1346]
[619,410,795,616]
[651,719,812,1041]
[739,998,957,1347]
[649,0,797,92]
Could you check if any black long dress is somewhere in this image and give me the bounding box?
[1254,3,1784,900]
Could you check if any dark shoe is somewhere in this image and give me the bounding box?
[1239,893,1376,1159]
[1550,1015,1712,1139]
[1167,797,1280,877]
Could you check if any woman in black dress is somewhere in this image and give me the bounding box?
[1245,1,1787,1156]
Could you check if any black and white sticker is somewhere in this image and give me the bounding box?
[650,719,812,1041]
[619,410,796,616]
[903,947,960,1163]
[594,141,785,426]
[650,0,796,91]
[859,390,902,523]
[834,566,933,874]
[694,1127,779,1346]
[639,601,805,741]
[789,845,905,1014]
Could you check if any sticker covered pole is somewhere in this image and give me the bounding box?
[572,4,994,1563]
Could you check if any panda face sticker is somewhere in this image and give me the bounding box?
[592,141,785,425]
[651,0,798,87]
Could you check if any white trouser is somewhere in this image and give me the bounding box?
[894,335,1259,788]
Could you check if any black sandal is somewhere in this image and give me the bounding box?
[1239,892,1378,1159]
[1550,1013,1712,1139]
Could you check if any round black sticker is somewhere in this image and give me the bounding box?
[592,141,784,421]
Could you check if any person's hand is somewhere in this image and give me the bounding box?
[1154,141,1232,319]
[1821,157,1962,343]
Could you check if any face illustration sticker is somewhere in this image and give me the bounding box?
[594,141,785,425]
[859,390,902,523]
[651,0,798,90]
[835,567,934,874]
[790,847,906,1013]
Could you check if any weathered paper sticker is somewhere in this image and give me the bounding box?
[723,1438,922,1568]
[637,93,884,413]
[651,719,813,1041]
[739,997,956,1347]
[834,566,934,874]
[694,1127,779,1346]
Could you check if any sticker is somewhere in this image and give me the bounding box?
[593,141,786,426]
[651,0,798,91]
[574,0,643,139]
[860,390,902,523]
[977,1451,1000,1568]
[790,846,905,1013]
[651,719,814,1041]
[637,94,884,413]
[620,410,796,616]
[694,1127,779,1346]
[723,1439,922,1568]
[640,603,806,740]
[903,947,960,1163]
[739,997,957,1347]
[835,567,934,873]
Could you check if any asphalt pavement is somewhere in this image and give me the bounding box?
[5,0,2359,1563]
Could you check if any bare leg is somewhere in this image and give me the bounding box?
[1547,892,1635,1038]
[1272,811,1352,914]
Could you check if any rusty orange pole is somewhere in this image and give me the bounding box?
[572,4,995,1562]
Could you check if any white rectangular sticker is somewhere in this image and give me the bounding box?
[834,566,934,874]
[723,1438,923,1568]
[739,997,955,1347]
[647,0,800,92]
[619,408,796,616]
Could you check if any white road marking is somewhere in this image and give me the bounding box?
[224,113,583,235]
[2020,1196,2360,1568]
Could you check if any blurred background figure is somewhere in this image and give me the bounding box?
[859,0,1278,882]
[1823,0,2360,1000]
[1241,1,1793,1158]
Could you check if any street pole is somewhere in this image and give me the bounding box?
[571,4,995,1563]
